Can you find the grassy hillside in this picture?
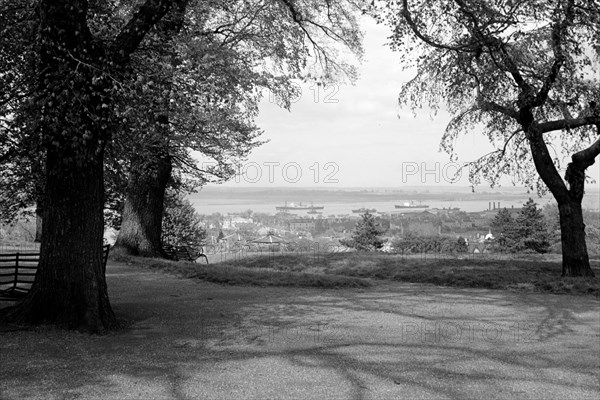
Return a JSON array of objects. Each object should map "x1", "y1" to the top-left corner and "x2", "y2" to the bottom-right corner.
[{"x1": 119, "y1": 252, "x2": 600, "y2": 297}]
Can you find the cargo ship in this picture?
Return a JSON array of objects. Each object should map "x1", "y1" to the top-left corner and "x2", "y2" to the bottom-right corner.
[
  {"x1": 276, "y1": 202, "x2": 324, "y2": 211},
  {"x1": 395, "y1": 201, "x2": 429, "y2": 209}
]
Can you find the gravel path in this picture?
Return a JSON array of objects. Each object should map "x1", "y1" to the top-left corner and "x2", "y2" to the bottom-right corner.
[{"x1": 1, "y1": 261, "x2": 599, "y2": 399}]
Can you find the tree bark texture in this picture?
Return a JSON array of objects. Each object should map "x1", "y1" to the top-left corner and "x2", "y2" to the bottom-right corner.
[
  {"x1": 559, "y1": 136, "x2": 599, "y2": 277},
  {"x1": 115, "y1": 154, "x2": 172, "y2": 257},
  {"x1": 6, "y1": 144, "x2": 118, "y2": 331},
  {"x1": 33, "y1": 156, "x2": 45, "y2": 243},
  {"x1": 558, "y1": 200, "x2": 592, "y2": 276}
]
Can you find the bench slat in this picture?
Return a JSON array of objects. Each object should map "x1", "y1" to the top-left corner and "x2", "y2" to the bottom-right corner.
[
  {"x1": 162, "y1": 244, "x2": 208, "y2": 264},
  {"x1": 0, "y1": 244, "x2": 110, "y2": 301}
]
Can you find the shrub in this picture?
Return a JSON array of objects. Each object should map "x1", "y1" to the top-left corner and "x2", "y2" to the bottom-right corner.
[
  {"x1": 391, "y1": 234, "x2": 468, "y2": 254},
  {"x1": 162, "y1": 190, "x2": 206, "y2": 252}
]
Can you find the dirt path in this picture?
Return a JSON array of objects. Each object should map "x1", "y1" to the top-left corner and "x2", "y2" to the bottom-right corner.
[{"x1": 1, "y1": 262, "x2": 599, "y2": 399}]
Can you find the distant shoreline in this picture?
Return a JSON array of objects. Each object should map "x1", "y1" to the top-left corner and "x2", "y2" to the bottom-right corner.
[
  {"x1": 188, "y1": 186, "x2": 600, "y2": 215},
  {"x1": 197, "y1": 184, "x2": 545, "y2": 192},
  {"x1": 196, "y1": 185, "x2": 600, "y2": 195}
]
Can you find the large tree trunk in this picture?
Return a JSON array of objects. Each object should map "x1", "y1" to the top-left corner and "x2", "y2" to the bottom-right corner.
[
  {"x1": 1, "y1": 0, "x2": 174, "y2": 332},
  {"x1": 5, "y1": 144, "x2": 118, "y2": 331},
  {"x1": 1, "y1": 0, "x2": 118, "y2": 332},
  {"x1": 558, "y1": 200, "x2": 592, "y2": 277},
  {"x1": 526, "y1": 119, "x2": 596, "y2": 277},
  {"x1": 114, "y1": 154, "x2": 172, "y2": 257},
  {"x1": 558, "y1": 138, "x2": 598, "y2": 277}
]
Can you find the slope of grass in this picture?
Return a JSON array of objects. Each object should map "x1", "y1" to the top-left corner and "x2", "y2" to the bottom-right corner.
[
  {"x1": 111, "y1": 251, "x2": 599, "y2": 296},
  {"x1": 112, "y1": 253, "x2": 371, "y2": 289},
  {"x1": 216, "y1": 253, "x2": 600, "y2": 297}
]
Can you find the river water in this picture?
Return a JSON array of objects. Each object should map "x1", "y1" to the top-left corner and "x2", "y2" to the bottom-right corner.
[{"x1": 188, "y1": 190, "x2": 600, "y2": 216}]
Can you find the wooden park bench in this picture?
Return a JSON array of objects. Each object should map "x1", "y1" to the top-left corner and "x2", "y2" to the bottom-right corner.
[
  {"x1": 0, "y1": 244, "x2": 111, "y2": 301},
  {"x1": 162, "y1": 244, "x2": 208, "y2": 264}
]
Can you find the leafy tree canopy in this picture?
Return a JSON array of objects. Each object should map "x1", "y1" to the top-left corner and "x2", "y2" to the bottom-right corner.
[{"x1": 374, "y1": 0, "x2": 599, "y2": 192}]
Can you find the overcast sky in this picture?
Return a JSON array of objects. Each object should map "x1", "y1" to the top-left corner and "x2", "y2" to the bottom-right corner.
[{"x1": 216, "y1": 17, "x2": 600, "y2": 190}]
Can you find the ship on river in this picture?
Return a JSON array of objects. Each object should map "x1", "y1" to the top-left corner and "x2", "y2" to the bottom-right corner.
[
  {"x1": 276, "y1": 202, "x2": 324, "y2": 212},
  {"x1": 395, "y1": 201, "x2": 429, "y2": 209}
]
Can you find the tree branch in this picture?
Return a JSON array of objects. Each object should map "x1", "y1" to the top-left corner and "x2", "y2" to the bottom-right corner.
[
  {"x1": 572, "y1": 136, "x2": 600, "y2": 170},
  {"x1": 527, "y1": 122, "x2": 570, "y2": 203},
  {"x1": 111, "y1": 0, "x2": 173, "y2": 64},
  {"x1": 401, "y1": 0, "x2": 474, "y2": 52},
  {"x1": 537, "y1": 116, "x2": 600, "y2": 133},
  {"x1": 499, "y1": 128, "x2": 524, "y2": 158},
  {"x1": 276, "y1": 0, "x2": 358, "y2": 77},
  {"x1": 565, "y1": 134, "x2": 600, "y2": 202},
  {"x1": 477, "y1": 98, "x2": 519, "y2": 119},
  {"x1": 277, "y1": 0, "x2": 330, "y2": 64},
  {"x1": 532, "y1": 0, "x2": 575, "y2": 107}
]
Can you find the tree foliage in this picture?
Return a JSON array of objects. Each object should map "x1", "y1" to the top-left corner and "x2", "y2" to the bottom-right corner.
[
  {"x1": 341, "y1": 212, "x2": 386, "y2": 251},
  {"x1": 492, "y1": 200, "x2": 551, "y2": 253},
  {"x1": 161, "y1": 189, "x2": 206, "y2": 251},
  {"x1": 392, "y1": 233, "x2": 468, "y2": 254},
  {"x1": 515, "y1": 198, "x2": 551, "y2": 253},
  {"x1": 0, "y1": 1, "x2": 43, "y2": 223},
  {"x1": 491, "y1": 207, "x2": 519, "y2": 250}
]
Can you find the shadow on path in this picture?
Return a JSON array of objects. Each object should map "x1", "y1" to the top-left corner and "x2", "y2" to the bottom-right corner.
[{"x1": 1, "y1": 262, "x2": 598, "y2": 399}]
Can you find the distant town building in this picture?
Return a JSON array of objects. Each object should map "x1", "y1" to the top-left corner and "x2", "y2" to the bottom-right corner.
[
  {"x1": 222, "y1": 216, "x2": 253, "y2": 229},
  {"x1": 288, "y1": 219, "x2": 316, "y2": 233}
]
